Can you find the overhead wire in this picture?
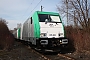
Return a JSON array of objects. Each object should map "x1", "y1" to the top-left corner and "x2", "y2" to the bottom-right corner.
[
  {"x1": 21, "y1": 0, "x2": 43, "y2": 20},
  {"x1": 27, "y1": 0, "x2": 43, "y2": 18},
  {"x1": 29, "y1": 0, "x2": 42, "y2": 14},
  {"x1": 21, "y1": 0, "x2": 35, "y2": 19}
]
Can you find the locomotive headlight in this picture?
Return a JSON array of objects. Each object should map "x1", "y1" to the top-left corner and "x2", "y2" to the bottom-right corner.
[
  {"x1": 60, "y1": 33, "x2": 63, "y2": 35},
  {"x1": 40, "y1": 33, "x2": 47, "y2": 37},
  {"x1": 60, "y1": 40, "x2": 62, "y2": 43},
  {"x1": 58, "y1": 33, "x2": 63, "y2": 36}
]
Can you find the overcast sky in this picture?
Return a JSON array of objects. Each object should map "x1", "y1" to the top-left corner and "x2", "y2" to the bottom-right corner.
[{"x1": 0, "y1": 0, "x2": 61, "y2": 30}]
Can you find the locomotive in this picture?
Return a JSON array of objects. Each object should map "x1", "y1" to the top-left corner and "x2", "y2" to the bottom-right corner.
[{"x1": 16, "y1": 11, "x2": 68, "y2": 52}]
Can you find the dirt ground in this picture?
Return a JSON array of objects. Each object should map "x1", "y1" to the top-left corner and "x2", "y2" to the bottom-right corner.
[
  {"x1": 0, "y1": 41, "x2": 90, "y2": 60},
  {"x1": 64, "y1": 50, "x2": 90, "y2": 60},
  {"x1": 0, "y1": 41, "x2": 45, "y2": 60}
]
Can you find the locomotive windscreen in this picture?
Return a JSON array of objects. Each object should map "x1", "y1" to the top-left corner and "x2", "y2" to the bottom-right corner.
[{"x1": 38, "y1": 14, "x2": 61, "y2": 23}]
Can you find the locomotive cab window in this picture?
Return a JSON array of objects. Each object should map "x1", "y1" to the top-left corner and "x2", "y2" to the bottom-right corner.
[{"x1": 38, "y1": 14, "x2": 61, "y2": 23}]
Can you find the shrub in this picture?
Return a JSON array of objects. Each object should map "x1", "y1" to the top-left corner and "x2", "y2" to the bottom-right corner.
[
  {"x1": 65, "y1": 26, "x2": 90, "y2": 52},
  {"x1": 0, "y1": 19, "x2": 15, "y2": 51}
]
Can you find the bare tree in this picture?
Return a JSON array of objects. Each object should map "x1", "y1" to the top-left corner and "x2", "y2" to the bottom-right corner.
[{"x1": 57, "y1": 0, "x2": 90, "y2": 30}]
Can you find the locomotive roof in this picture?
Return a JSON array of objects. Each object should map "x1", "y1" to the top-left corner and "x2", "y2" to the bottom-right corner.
[{"x1": 34, "y1": 11, "x2": 60, "y2": 16}]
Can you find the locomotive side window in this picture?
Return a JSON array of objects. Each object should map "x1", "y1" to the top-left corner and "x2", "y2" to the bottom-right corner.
[{"x1": 31, "y1": 17, "x2": 33, "y2": 24}]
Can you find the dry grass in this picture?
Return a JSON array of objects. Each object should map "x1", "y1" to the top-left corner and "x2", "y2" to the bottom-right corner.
[{"x1": 65, "y1": 26, "x2": 90, "y2": 52}]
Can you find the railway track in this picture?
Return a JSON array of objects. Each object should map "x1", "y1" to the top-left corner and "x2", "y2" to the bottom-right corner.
[
  {"x1": 44, "y1": 53, "x2": 76, "y2": 60},
  {"x1": 26, "y1": 46, "x2": 76, "y2": 60},
  {"x1": 58, "y1": 54, "x2": 75, "y2": 60},
  {"x1": 15, "y1": 39, "x2": 75, "y2": 60}
]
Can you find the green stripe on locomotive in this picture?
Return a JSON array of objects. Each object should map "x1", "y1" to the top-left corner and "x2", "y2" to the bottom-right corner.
[
  {"x1": 32, "y1": 12, "x2": 40, "y2": 38},
  {"x1": 17, "y1": 28, "x2": 21, "y2": 39}
]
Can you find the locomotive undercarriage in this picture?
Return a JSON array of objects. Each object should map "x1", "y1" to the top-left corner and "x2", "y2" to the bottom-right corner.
[{"x1": 35, "y1": 38, "x2": 68, "y2": 52}]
